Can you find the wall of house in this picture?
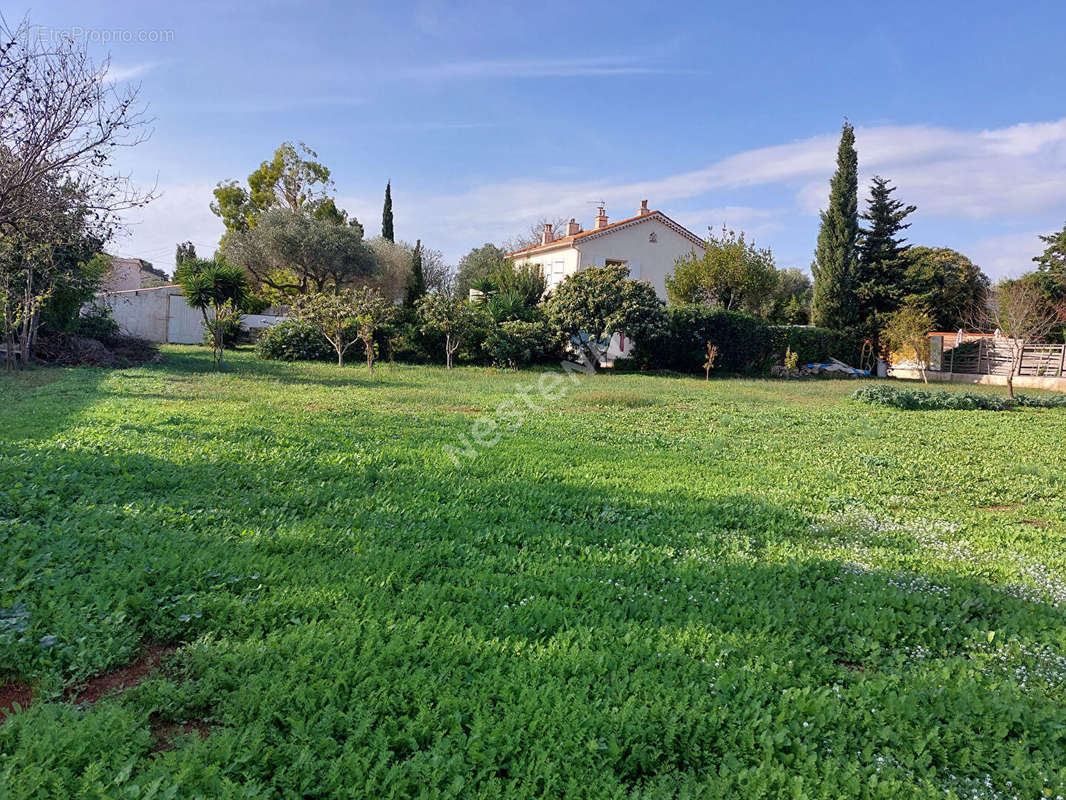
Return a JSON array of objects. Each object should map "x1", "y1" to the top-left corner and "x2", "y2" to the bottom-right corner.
[
  {"x1": 101, "y1": 259, "x2": 148, "y2": 292},
  {"x1": 511, "y1": 216, "x2": 703, "y2": 299},
  {"x1": 576, "y1": 217, "x2": 703, "y2": 299},
  {"x1": 512, "y1": 247, "x2": 580, "y2": 292}
]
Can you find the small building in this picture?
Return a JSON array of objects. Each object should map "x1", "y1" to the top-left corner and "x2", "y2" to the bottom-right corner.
[
  {"x1": 508, "y1": 200, "x2": 706, "y2": 299},
  {"x1": 101, "y1": 256, "x2": 170, "y2": 292}
]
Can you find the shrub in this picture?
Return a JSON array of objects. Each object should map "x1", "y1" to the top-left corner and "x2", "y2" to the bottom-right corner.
[
  {"x1": 70, "y1": 304, "x2": 120, "y2": 342},
  {"x1": 202, "y1": 316, "x2": 244, "y2": 349},
  {"x1": 851, "y1": 384, "x2": 1066, "y2": 411},
  {"x1": 255, "y1": 319, "x2": 334, "y2": 361},
  {"x1": 485, "y1": 319, "x2": 562, "y2": 369}
]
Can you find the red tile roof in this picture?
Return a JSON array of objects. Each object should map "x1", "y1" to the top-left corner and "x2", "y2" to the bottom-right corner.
[{"x1": 507, "y1": 210, "x2": 705, "y2": 257}]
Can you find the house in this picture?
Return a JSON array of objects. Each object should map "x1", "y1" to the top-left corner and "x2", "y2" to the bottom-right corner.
[
  {"x1": 101, "y1": 256, "x2": 170, "y2": 292},
  {"x1": 508, "y1": 200, "x2": 706, "y2": 299}
]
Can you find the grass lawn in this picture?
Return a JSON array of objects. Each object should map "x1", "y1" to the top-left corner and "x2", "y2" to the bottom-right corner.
[{"x1": 1, "y1": 347, "x2": 1065, "y2": 799}]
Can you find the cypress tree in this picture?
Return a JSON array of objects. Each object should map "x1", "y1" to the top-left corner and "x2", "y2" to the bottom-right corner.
[
  {"x1": 812, "y1": 122, "x2": 859, "y2": 330},
  {"x1": 405, "y1": 239, "x2": 427, "y2": 308},
  {"x1": 382, "y1": 181, "x2": 394, "y2": 242},
  {"x1": 856, "y1": 176, "x2": 916, "y2": 349}
]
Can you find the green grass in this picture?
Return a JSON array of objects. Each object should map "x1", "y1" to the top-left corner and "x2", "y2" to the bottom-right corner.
[{"x1": 1, "y1": 347, "x2": 1065, "y2": 799}]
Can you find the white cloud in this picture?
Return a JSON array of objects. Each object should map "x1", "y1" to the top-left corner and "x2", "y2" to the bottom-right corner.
[
  {"x1": 401, "y1": 56, "x2": 685, "y2": 80},
  {"x1": 969, "y1": 230, "x2": 1048, "y2": 280},
  {"x1": 112, "y1": 184, "x2": 222, "y2": 274},
  {"x1": 107, "y1": 62, "x2": 159, "y2": 82}
]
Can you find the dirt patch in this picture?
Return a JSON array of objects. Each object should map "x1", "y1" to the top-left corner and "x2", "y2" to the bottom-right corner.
[
  {"x1": 981, "y1": 504, "x2": 1019, "y2": 511},
  {"x1": 445, "y1": 404, "x2": 481, "y2": 414},
  {"x1": 149, "y1": 713, "x2": 212, "y2": 753},
  {"x1": 1021, "y1": 519, "x2": 1050, "y2": 527},
  {"x1": 69, "y1": 643, "x2": 178, "y2": 705},
  {"x1": 0, "y1": 681, "x2": 32, "y2": 722}
]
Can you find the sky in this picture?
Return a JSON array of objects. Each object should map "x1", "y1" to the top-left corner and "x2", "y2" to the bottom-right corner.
[{"x1": 10, "y1": 0, "x2": 1066, "y2": 279}]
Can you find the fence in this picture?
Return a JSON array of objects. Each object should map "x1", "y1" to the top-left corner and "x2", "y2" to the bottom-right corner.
[{"x1": 933, "y1": 335, "x2": 1066, "y2": 377}]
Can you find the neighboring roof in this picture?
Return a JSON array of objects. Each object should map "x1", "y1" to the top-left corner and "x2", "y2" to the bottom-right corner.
[{"x1": 507, "y1": 210, "x2": 706, "y2": 258}]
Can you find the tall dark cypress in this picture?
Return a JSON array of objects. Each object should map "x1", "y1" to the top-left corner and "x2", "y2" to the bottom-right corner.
[
  {"x1": 382, "y1": 181, "x2": 394, "y2": 242},
  {"x1": 812, "y1": 122, "x2": 860, "y2": 330},
  {"x1": 405, "y1": 239, "x2": 426, "y2": 308},
  {"x1": 856, "y1": 176, "x2": 916, "y2": 347}
]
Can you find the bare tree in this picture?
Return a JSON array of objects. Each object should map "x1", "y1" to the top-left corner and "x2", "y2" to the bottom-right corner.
[
  {"x1": 976, "y1": 280, "x2": 1063, "y2": 398},
  {"x1": 0, "y1": 15, "x2": 154, "y2": 231},
  {"x1": 501, "y1": 216, "x2": 570, "y2": 253}
]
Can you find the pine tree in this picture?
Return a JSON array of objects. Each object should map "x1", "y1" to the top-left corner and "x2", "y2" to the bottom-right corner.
[
  {"x1": 405, "y1": 238, "x2": 427, "y2": 308},
  {"x1": 856, "y1": 176, "x2": 916, "y2": 350},
  {"x1": 812, "y1": 122, "x2": 859, "y2": 330},
  {"x1": 381, "y1": 181, "x2": 394, "y2": 242}
]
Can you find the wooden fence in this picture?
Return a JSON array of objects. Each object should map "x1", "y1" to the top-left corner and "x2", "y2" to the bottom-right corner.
[{"x1": 935, "y1": 336, "x2": 1066, "y2": 377}]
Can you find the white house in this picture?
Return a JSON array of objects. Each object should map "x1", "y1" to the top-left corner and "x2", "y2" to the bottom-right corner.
[{"x1": 508, "y1": 200, "x2": 706, "y2": 300}]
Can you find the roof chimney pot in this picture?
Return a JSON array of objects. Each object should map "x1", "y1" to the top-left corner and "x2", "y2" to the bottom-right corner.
[
  {"x1": 566, "y1": 218, "x2": 581, "y2": 236},
  {"x1": 541, "y1": 222, "x2": 554, "y2": 245},
  {"x1": 594, "y1": 205, "x2": 609, "y2": 230},
  {"x1": 638, "y1": 199, "x2": 650, "y2": 216}
]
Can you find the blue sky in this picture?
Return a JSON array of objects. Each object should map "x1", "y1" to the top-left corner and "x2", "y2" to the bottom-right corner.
[{"x1": 12, "y1": 0, "x2": 1066, "y2": 278}]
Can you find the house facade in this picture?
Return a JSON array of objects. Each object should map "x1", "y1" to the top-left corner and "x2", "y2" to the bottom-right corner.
[
  {"x1": 508, "y1": 200, "x2": 705, "y2": 299},
  {"x1": 101, "y1": 256, "x2": 170, "y2": 292}
]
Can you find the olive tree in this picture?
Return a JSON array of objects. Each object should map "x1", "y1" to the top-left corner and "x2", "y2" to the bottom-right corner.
[
  {"x1": 291, "y1": 287, "x2": 393, "y2": 370},
  {"x1": 222, "y1": 208, "x2": 378, "y2": 298}
]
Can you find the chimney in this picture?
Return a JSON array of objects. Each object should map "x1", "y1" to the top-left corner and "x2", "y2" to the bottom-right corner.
[
  {"x1": 541, "y1": 222, "x2": 554, "y2": 245},
  {"x1": 566, "y1": 218, "x2": 581, "y2": 236},
  {"x1": 594, "y1": 205, "x2": 609, "y2": 230},
  {"x1": 638, "y1": 199, "x2": 650, "y2": 216}
]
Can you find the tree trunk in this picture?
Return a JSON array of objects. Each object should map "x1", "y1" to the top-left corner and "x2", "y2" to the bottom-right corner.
[
  {"x1": 365, "y1": 339, "x2": 374, "y2": 374},
  {"x1": 445, "y1": 334, "x2": 453, "y2": 369},
  {"x1": 337, "y1": 348, "x2": 344, "y2": 367}
]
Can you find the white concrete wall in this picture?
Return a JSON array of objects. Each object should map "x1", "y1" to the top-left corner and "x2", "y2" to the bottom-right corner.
[
  {"x1": 512, "y1": 247, "x2": 580, "y2": 292},
  {"x1": 100, "y1": 286, "x2": 183, "y2": 342}
]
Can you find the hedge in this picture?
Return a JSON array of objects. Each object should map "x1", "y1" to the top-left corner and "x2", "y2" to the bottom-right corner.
[{"x1": 641, "y1": 306, "x2": 862, "y2": 374}]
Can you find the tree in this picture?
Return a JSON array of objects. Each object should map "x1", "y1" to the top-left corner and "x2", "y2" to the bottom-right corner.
[
  {"x1": 352, "y1": 287, "x2": 394, "y2": 373},
  {"x1": 455, "y1": 244, "x2": 509, "y2": 299},
  {"x1": 211, "y1": 142, "x2": 360, "y2": 239},
  {"x1": 666, "y1": 227, "x2": 778, "y2": 312},
  {"x1": 1030, "y1": 221, "x2": 1066, "y2": 339},
  {"x1": 418, "y1": 294, "x2": 486, "y2": 368},
  {"x1": 175, "y1": 259, "x2": 249, "y2": 368},
  {"x1": 766, "y1": 268, "x2": 812, "y2": 324},
  {"x1": 290, "y1": 290, "x2": 360, "y2": 367},
  {"x1": 222, "y1": 208, "x2": 378, "y2": 297},
  {"x1": 977, "y1": 279, "x2": 1063, "y2": 398},
  {"x1": 0, "y1": 177, "x2": 106, "y2": 368},
  {"x1": 404, "y1": 239, "x2": 427, "y2": 308},
  {"x1": 0, "y1": 16, "x2": 153, "y2": 232},
  {"x1": 812, "y1": 122, "x2": 860, "y2": 330},
  {"x1": 545, "y1": 264, "x2": 665, "y2": 368},
  {"x1": 175, "y1": 241, "x2": 197, "y2": 266},
  {"x1": 382, "y1": 181, "x2": 394, "y2": 242},
  {"x1": 902, "y1": 247, "x2": 989, "y2": 331},
  {"x1": 420, "y1": 245, "x2": 453, "y2": 295},
  {"x1": 502, "y1": 216, "x2": 569, "y2": 253},
  {"x1": 855, "y1": 176, "x2": 916, "y2": 350},
  {"x1": 882, "y1": 302, "x2": 935, "y2": 383},
  {"x1": 491, "y1": 260, "x2": 546, "y2": 308}
]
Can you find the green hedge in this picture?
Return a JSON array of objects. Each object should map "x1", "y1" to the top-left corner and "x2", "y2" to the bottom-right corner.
[
  {"x1": 641, "y1": 306, "x2": 861, "y2": 374},
  {"x1": 851, "y1": 385, "x2": 1066, "y2": 411}
]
